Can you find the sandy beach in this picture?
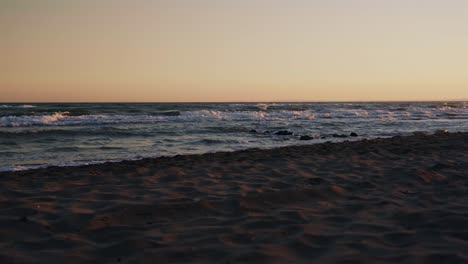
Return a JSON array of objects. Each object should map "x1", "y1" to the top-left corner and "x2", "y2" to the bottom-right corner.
[{"x1": 0, "y1": 132, "x2": 467, "y2": 263}]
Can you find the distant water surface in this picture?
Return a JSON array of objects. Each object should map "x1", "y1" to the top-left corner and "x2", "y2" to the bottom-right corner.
[{"x1": 1, "y1": 102, "x2": 467, "y2": 171}]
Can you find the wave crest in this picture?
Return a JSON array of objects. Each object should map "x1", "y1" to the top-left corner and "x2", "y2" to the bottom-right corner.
[
  {"x1": 0, "y1": 104, "x2": 466, "y2": 127},
  {"x1": 0, "y1": 104, "x2": 36, "y2": 108},
  {"x1": 0, "y1": 112, "x2": 70, "y2": 127}
]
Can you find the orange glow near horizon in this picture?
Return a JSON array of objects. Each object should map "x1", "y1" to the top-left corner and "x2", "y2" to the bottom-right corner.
[{"x1": 1, "y1": 1, "x2": 467, "y2": 102}]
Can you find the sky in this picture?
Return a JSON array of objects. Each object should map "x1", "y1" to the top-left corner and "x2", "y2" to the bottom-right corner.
[{"x1": 1, "y1": 0, "x2": 467, "y2": 102}]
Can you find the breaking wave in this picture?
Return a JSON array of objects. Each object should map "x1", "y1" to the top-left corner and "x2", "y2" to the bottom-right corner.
[
  {"x1": 0, "y1": 104, "x2": 36, "y2": 108},
  {"x1": 1, "y1": 106, "x2": 467, "y2": 127}
]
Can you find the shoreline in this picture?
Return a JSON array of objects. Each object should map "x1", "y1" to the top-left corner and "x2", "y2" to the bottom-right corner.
[
  {"x1": 1, "y1": 132, "x2": 467, "y2": 263},
  {"x1": 1, "y1": 131, "x2": 462, "y2": 175},
  {"x1": 2, "y1": 134, "x2": 369, "y2": 173}
]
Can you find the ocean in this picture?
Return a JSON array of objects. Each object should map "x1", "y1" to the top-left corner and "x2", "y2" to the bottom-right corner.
[{"x1": 1, "y1": 102, "x2": 467, "y2": 171}]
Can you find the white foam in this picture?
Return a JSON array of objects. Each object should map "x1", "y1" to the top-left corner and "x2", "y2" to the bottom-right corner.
[
  {"x1": 0, "y1": 112, "x2": 170, "y2": 127},
  {"x1": 0, "y1": 112, "x2": 70, "y2": 127},
  {"x1": 1, "y1": 104, "x2": 467, "y2": 128},
  {"x1": 179, "y1": 109, "x2": 318, "y2": 121},
  {"x1": 0, "y1": 158, "x2": 141, "y2": 172},
  {"x1": 255, "y1": 103, "x2": 271, "y2": 111},
  {"x1": 0, "y1": 165, "x2": 35, "y2": 172},
  {"x1": 0, "y1": 104, "x2": 36, "y2": 108}
]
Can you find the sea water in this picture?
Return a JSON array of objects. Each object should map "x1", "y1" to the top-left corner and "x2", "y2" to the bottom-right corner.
[{"x1": 1, "y1": 102, "x2": 467, "y2": 171}]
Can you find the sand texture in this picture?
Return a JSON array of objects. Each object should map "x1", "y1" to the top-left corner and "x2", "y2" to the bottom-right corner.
[{"x1": 0, "y1": 132, "x2": 467, "y2": 263}]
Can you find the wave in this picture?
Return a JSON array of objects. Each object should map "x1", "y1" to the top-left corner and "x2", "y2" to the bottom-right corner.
[
  {"x1": 255, "y1": 103, "x2": 270, "y2": 111},
  {"x1": 194, "y1": 138, "x2": 248, "y2": 145},
  {"x1": 0, "y1": 105, "x2": 466, "y2": 128},
  {"x1": 0, "y1": 112, "x2": 71, "y2": 127},
  {"x1": 202, "y1": 126, "x2": 252, "y2": 133},
  {"x1": 428, "y1": 102, "x2": 467, "y2": 109},
  {"x1": 178, "y1": 109, "x2": 320, "y2": 121},
  {"x1": 0, "y1": 128, "x2": 139, "y2": 137},
  {"x1": 0, "y1": 112, "x2": 167, "y2": 127},
  {"x1": 48, "y1": 146, "x2": 82, "y2": 152},
  {"x1": 0, "y1": 104, "x2": 36, "y2": 108},
  {"x1": 158, "y1": 110, "x2": 181, "y2": 116},
  {"x1": 0, "y1": 159, "x2": 122, "y2": 172}
]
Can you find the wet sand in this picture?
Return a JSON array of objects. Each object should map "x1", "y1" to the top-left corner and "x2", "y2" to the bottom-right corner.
[{"x1": 0, "y1": 132, "x2": 467, "y2": 263}]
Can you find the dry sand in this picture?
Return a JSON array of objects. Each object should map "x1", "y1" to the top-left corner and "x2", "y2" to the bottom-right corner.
[{"x1": 0, "y1": 132, "x2": 467, "y2": 263}]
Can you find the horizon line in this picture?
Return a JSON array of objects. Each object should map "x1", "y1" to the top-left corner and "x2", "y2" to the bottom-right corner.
[{"x1": 0, "y1": 99, "x2": 467, "y2": 104}]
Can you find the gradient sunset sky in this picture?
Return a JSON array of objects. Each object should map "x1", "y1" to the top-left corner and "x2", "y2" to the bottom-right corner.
[{"x1": 1, "y1": 0, "x2": 467, "y2": 102}]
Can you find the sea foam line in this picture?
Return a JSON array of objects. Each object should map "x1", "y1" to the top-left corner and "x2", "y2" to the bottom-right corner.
[
  {"x1": 0, "y1": 107, "x2": 467, "y2": 127},
  {"x1": 0, "y1": 104, "x2": 36, "y2": 108}
]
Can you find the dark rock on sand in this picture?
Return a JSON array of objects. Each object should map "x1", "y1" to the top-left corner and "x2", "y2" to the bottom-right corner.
[
  {"x1": 333, "y1": 134, "x2": 348, "y2": 138},
  {"x1": 435, "y1": 129, "x2": 449, "y2": 135},
  {"x1": 299, "y1": 135, "x2": 314, "y2": 141},
  {"x1": 249, "y1": 129, "x2": 257, "y2": 133},
  {"x1": 275, "y1": 130, "x2": 293, "y2": 136},
  {"x1": 350, "y1": 132, "x2": 358, "y2": 137}
]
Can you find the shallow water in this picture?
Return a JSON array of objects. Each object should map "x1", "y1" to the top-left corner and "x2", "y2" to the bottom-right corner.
[{"x1": 0, "y1": 102, "x2": 467, "y2": 171}]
